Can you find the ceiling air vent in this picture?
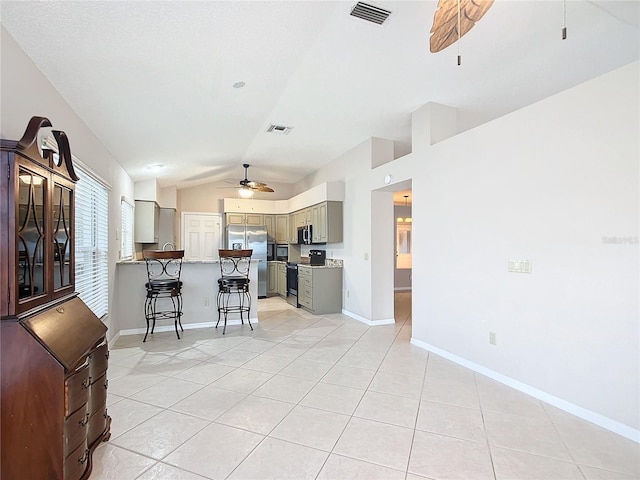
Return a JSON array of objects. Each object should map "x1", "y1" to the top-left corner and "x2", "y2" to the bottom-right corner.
[
  {"x1": 266, "y1": 124, "x2": 293, "y2": 135},
  {"x1": 350, "y1": 2, "x2": 391, "y2": 25}
]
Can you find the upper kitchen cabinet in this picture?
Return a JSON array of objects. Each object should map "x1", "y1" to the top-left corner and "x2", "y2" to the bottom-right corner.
[
  {"x1": 275, "y1": 215, "x2": 289, "y2": 244},
  {"x1": 264, "y1": 214, "x2": 275, "y2": 243},
  {"x1": 226, "y1": 213, "x2": 264, "y2": 226},
  {"x1": 289, "y1": 201, "x2": 343, "y2": 244},
  {"x1": 264, "y1": 214, "x2": 287, "y2": 244},
  {"x1": 134, "y1": 200, "x2": 159, "y2": 243},
  {"x1": 313, "y1": 201, "x2": 342, "y2": 243}
]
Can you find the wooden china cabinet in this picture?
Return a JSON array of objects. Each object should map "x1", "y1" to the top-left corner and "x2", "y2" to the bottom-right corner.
[{"x1": 1, "y1": 117, "x2": 111, "y2": 480}]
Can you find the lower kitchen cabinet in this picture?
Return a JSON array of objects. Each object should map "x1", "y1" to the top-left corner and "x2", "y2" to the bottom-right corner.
[
  {"x1": 297, "y1": 266, "x2": 343, "y2": 314},
  {"x1": 267, "y1": 262, "x2": 278, "y2": 295},
  {"x1": 277, "y1": 263, "x2": 287, "y2": 297}
]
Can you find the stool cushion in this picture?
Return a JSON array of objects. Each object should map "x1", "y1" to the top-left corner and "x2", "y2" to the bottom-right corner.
[{"x1": 146, "y1": 279, "x2": 183, "y2": 291}]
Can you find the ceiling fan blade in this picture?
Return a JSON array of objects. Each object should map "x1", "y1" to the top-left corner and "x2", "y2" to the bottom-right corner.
[
  {"x1": 255, "y1": 186, "x2": 274, "y2": 193},
  {"x1": 247, "y1": 180, "x2": 267, "y2": 188},
  {"x1": 429, "y1": 0, "x2": 494, "y2": 53}
]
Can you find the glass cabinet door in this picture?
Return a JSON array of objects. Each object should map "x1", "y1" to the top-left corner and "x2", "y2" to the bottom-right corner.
[
  {"x1": 17, "y1": 167, "x2": 47, "y2": 301},
  {"x1": 52, "y1": 183, "x2": 72, "y2": 290}
]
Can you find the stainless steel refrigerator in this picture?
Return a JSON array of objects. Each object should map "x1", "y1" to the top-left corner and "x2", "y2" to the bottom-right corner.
[{"x1": 227, "y1": 224, "x2": 268, "y2": 298}]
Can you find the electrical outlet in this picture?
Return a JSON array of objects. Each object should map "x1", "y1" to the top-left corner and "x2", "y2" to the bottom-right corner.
[
  {"x1": 364, "y1": 253, "x2": 369, "y2": 260},
  {"x1": 346, "y1": 290, "x2": 350, "y2": 298},
  {"x1": 489, "y1": 332, "x2": 497, "y2": 345},
  {"x1": 204, "y1": 298, "x2": 209, "y2": 307}
]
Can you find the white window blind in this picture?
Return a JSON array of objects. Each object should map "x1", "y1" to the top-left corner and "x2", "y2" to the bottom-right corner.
[
  {"x1": 121, "y1": 199, "x2": 134, "y2": 260},
  {"x1": 75, "y1": 167, "x2": 109, "y2": 319}
]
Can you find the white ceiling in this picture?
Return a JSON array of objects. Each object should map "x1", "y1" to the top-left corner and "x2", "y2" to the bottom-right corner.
[{"x1": 2, "y1": 1, "x2": 638, "y2": 191}]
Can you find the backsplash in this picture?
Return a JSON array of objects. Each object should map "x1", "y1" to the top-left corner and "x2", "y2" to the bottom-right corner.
[{"x1": 325, "y1": 258, "x2": 343, "y2": 267}]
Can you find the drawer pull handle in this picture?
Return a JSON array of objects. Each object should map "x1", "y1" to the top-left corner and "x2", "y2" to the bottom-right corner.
[
  {"x1": 79, "y1": 413, "x2": 90, "y2": 427},
  {"x1": 104, "y1": 379, "x2": 109, "y2": 389},
  {"x1": 78, "y1": 449, "x2": 89, "y2": 465},
  {"x1": 82, "y1": 377, "x2": 92, "y2": 389}
]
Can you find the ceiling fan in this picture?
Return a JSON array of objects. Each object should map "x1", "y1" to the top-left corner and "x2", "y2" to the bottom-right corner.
[{"x1": 234, "y1": 163, "x2": 274, "y2": 197}]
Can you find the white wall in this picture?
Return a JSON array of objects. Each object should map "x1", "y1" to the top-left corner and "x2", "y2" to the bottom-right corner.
[
  {"x1": 298, "y1": 61, "x2": 639, "y2": 437},
  {"x1": 381, "y1": 62, "x2": 638, "y2": 435},
  {"x1": 1, "y1": 26, "x2": 135, "y2": 340},
  {"x1": 295, "y1": 138, "x2": 396, "y2": 323}
]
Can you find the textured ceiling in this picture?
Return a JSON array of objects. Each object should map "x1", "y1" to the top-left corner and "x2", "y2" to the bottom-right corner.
[{"x1": 1, "y1": 1, "x2": 638, "y2": 191}]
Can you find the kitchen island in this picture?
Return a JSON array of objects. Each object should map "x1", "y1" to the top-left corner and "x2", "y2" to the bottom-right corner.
[{"x1": 114, "y1": 260, "x2": 259, "y2": 337}]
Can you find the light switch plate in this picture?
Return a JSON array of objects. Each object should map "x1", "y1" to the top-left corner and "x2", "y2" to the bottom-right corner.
[{"x1": 509, "y1": 259, "x2": 532, "y2": 273}]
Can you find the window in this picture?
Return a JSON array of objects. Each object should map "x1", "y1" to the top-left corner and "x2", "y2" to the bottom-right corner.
[
  {"x1": 121, "y1": 199, "x2": 134, "y2": 260},
  {"x1": 75, "y1": 165, "x2": 109, "y2": 319}
]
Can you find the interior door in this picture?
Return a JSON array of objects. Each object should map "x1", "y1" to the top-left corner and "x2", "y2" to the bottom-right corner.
[{"x1": 181, "y1": 213, "x2": 222, "y2": 261}]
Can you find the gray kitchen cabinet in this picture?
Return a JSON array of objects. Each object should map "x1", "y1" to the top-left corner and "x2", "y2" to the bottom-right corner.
[
  {"x1": 135, "y1": 200, "x2": 160, "y2": 243},
  {"x1": 288, "y1": 212, "x2": 297, "y2": 243},
  {"x1": 267, "y1": 261, "x2": 278, "y2": 295},
  {"x1": 275, "y1": 215, "x2": 289, "y2": 244},
  {"x1": 264, "y1": 215, "x2": 276, "y2": 243},
  {"x1": 297, "y1": 266, "x2": 342, "y2": 314},
  {"x1": 313, "y1": 201, "x2": 342, "y2": 243},
  {"x1": 277, "y1": 263, "x2": 287, "y2": 296},
  {"x1": 226, "y1": 213, "x2": 264, "y2": 226}
]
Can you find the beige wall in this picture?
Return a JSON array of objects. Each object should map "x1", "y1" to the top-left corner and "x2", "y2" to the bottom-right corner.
[{"x1": 177, "y1": 180, "x2": 295, "y2": 215}]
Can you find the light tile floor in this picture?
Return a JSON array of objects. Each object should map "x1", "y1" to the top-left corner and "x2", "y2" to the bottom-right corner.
[{"x1": 92, "y1": 292, "x2": 639, "y2": 479}]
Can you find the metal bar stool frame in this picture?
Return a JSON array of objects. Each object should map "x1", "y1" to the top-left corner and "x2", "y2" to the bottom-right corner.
[
  {"x1": 217, "y1": 249, "x2": 253, "y2": 334},
  {"x1": 143, "y1": 249, "x2": 184, "y2": 342}
]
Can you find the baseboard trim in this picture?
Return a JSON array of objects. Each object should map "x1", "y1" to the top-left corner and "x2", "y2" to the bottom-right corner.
[
  {"x1": 342, "y1": 309, "x2": 395, "y2": 326},
  {"x1": 119, "y1": 317, "x2": 259, "y2": 337},
  {"x1": 411, "y1": 337, "x2": 640, "y2": 443}
]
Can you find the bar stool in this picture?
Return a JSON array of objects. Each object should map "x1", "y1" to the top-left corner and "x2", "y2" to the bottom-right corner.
[
  {"x1": 217, "y1": 249, "x2": 253, "y2": 334},
  {"x1": 143, "y1": 250, "x2": 184, "y2": 342}
]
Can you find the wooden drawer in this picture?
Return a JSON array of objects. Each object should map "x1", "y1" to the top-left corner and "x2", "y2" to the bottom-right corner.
[
  {"x1": 87, "y1": 405, "x2": 109, "y2": 447},
  {"x1": 88, "y1": 373, "x2": 108, "y2": 415},
  {"x1": 64, "y1": 440, "x2": 89, "y2": 480},
  {"x1": 89, "y1": 342, "x2": 109, "y2": 380},
  {"x1": 64, "y1": 403, "x2": 89, "y2": 458},
  {"x1": 300, "y1": 276, "x2": 312, "y2": 289},
  {"x1": 65, "y1": 363, "x2": 90, "y2": 416}
]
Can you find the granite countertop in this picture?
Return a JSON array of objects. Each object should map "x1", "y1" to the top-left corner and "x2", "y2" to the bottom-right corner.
[
  {"x1": 118, "y1": 259, "x2": 263, "y2": 265},
  {"x1": 298, "y1": 264, "x2": 342, "y2": 269}
]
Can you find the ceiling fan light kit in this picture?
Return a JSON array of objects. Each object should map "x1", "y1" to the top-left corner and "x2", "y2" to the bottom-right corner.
[{"x1": 238, "y1": 187, "x2": 254, "y2": 198}]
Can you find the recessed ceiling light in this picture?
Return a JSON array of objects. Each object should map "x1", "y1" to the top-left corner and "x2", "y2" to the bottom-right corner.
[
  {"x1": 233, "y1": 81, "x2": 246, "y2": 89},
  {"x1": 147, "y1": 163, "x2": 164, "y2": 170}
]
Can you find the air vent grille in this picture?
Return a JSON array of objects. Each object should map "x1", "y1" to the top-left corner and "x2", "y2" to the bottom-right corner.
[
  {"x1": 266, "y1": 124, "x2": 293, "y2": 135},
  {"x1": 350, "y1": 2, "x2": 391, "y2": 25}
]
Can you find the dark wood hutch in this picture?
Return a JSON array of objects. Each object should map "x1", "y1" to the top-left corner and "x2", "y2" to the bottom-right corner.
[{"x1": 1, "y1": 117, "x2": 111, "y2": 479}]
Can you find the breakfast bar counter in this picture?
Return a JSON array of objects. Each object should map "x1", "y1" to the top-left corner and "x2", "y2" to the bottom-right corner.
[{"x1": 114, "y1": 260, "x2": 259, "y2": 337}]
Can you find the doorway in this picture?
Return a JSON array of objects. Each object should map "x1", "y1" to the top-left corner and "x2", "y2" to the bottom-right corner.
[{"x1": 394, "y1": 190, "x2": 412, "y2": 294}]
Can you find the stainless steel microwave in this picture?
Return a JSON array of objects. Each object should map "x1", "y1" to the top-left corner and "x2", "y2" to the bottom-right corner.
[{"x1": 297, "y1": 225, "x2": 313, "y2": 245}]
